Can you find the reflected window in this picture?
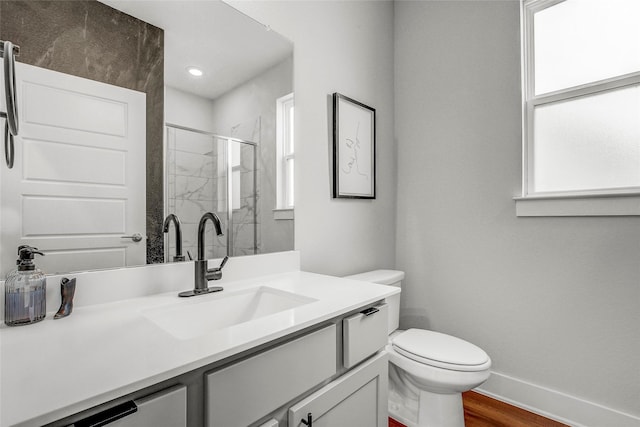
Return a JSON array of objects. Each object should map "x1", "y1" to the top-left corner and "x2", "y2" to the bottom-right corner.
[{"x1": 276, "y1": 93, "x2": 295, "y2": 209}]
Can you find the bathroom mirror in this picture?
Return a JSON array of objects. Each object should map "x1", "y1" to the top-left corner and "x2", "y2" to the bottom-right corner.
[{"x1": 0, "y1": 0, "x2": 294, "y2": 277}]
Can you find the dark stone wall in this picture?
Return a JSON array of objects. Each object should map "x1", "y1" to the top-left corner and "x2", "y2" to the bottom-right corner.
[{"x1": 0, "y1": 0, "x2": 165, "y2": 263}]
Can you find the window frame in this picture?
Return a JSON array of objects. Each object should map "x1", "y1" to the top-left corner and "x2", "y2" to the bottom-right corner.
[
  {"x1": 275, "y1": 92, "x2": 295, "y2": 213},
  {"x1": 517, "y1": 0, "x2": 640, "y2": 216}
]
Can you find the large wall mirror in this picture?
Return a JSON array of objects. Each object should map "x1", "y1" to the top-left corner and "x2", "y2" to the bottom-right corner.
[{"x1": 0, "y1": 0, "x2": 294, "y2": 277}]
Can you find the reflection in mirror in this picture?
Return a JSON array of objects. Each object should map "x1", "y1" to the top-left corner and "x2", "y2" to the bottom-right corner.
[
  {"x1": 165, "y1": 126, "x2": 259, "y2": 260},
  {"x1": 0, "y1": 0, "x2": 294, "y2": 277}
]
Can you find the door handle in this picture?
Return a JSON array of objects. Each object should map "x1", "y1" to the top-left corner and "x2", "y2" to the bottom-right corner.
[{"x1": 121, "y1": 233, "x2": 143, "y2": 242}]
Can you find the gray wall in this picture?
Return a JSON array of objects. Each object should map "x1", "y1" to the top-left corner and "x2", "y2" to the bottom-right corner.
[
  {"x1": 221, "y1": 0, "x2": 640, "y2": 420},
  {"x1": 229, "y1": 1, "x2": 397, "y2": 276},
  {"x1": 395, "y1": 0, "x2": 640, "y2": 418},
  {"x1": 209, "y1": 57, "x2": 295, "y2": 255}
]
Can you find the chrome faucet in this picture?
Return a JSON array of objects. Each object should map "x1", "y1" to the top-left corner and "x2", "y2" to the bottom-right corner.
[
  {"x1": 163, "y1": 214, "x2": 185, "y2": 262},
  {"x1": 179, "y1": 212, "x2": 228, "y2": 297}
]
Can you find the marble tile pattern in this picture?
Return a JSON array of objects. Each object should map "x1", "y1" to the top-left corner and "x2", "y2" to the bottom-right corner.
[
  {"x1": 0, "y1": 0, "x2": 165, "y2": 264},
  {"x1": 166, "y1": 128, "x2": 228, "y2": 260},
  {"x1": 165, "y1": 121, "x2": 260, "y2": 259},
  {"x1": 230, "y1": 119, "x2": 260, "y2": 256}
]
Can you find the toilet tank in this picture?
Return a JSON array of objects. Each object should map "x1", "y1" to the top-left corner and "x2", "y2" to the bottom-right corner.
[{"x1": 344, "y1": 270, "x2": 404, "y2": 335}]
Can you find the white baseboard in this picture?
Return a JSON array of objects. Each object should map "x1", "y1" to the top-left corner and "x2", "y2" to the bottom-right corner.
[{"x1": 476, "y1": 371, "x2": 640, "y2": 427}]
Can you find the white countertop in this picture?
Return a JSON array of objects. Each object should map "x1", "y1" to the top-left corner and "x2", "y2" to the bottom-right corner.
[{"x1": 0, "y1": 270, "x2": 398, "y2": 427}]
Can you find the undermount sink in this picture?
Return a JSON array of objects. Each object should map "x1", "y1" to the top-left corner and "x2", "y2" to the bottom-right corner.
[{"x1": 142, "y1": 286, "x2": 317, "y2": 340}]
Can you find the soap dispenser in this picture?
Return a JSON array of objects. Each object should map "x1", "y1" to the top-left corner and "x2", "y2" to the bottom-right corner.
[{"x1": 4, "y1": 246, "x2": 46, "y2": 326}]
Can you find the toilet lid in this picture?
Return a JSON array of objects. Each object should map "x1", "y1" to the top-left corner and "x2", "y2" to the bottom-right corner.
[{"x1": 392, "y1": 329, "x2": 490, "y2": 372}]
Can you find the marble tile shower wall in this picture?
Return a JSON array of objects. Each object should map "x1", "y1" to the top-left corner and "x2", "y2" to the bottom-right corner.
[
  {"x1": 233, "y1": 143, "x2": 259, "y2": 256},
  {"x1": 166, "y1": 126, "x2": 259, "y2": 260},
  {"x1": 229, "y1": 117, "x2": 262, "y2": 257},
  {"x1": 167, "y1": 129, "x2": 227, "y2": 260}
]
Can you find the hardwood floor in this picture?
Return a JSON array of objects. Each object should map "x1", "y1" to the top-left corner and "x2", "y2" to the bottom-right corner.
[
  {"x1": 388, "y1": 391, "x2": 569, "y2": 427},
  {"x1": 462, "y1": 391, "x2": 569, "y2": 427}
]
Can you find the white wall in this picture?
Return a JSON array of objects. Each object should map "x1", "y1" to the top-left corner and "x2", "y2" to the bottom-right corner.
[
  {"x1": 227, "y1": 0, "x2": 397, "y2": 276},
  {"x1": 165, "y1": 86, "x2": 216, "y2": 132},
  {"x1": 209, "y1": 57, "x2": 294, "y2": 255},
  {"x1": 228, "y1": 0, "x2": 640, "y2": 423},
  {"x1": 395, "y1": 0, "x2": 640, "y2": 422}
]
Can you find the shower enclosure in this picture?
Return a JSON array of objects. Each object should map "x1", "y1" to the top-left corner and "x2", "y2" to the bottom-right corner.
[{"x1": 164, "y1": 124, "x2": 257, "y2": 261}]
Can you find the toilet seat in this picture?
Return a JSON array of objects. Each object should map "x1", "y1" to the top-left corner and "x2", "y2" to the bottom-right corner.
[{"x1": 392, "y1": 329, "x2": 491, "y2": 372}]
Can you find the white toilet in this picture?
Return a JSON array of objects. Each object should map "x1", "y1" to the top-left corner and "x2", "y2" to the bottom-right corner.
[{"x1": 345, "y1": 270, "x2": 491, "y2": 427}]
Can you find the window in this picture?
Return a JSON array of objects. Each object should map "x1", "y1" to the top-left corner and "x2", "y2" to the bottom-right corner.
[
  {"x1": 518, "y1": 0, "x2": 640, "y2": 216},
  {"x1": 276, "y1": 93, "x2": 295, "y2": 215},
  {"x1": 231, "y1": 141, "x2": 241, "y2": 211}
]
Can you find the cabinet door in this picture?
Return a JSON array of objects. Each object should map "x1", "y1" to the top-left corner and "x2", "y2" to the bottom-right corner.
[{"x1": 288, "y1": 352, "x2": 388, "y2": 427}]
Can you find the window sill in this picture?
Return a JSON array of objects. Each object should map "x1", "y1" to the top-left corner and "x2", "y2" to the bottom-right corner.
[
  {"x1": 514, "y1": 193, "x2": 640, "y2": 217},
  {"x1": 273, "y1": 208, "x2": 294, "y2": 220}
]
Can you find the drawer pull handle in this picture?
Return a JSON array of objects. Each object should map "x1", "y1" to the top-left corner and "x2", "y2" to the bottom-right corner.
[
  {"x1": 360, "y1": 307, "x2": 379, "y2": 316},
  {"x1": 301, "y1": 412, "x2": 313, "y2": 426},
  {"x1": 73, "y1": 400, "x2": 137, "y2": 426}
]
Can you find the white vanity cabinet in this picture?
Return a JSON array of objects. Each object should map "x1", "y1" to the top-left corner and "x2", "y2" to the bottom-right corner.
[
  {"x1": 288, "y1": 351, "x2": 388, "y2": 427},
  {"x1": 206, "y1": 325, "x2": 338, "y2": 427},
  {"x1": 66, "y1": 385, "x2": 187, "y2": 427},
  {"x1": 206, "y1": 303, "x2": 389, "y2": 427},
  {"x1": 343, "y1": 304, "x2": 388, "y2": 368},
  {"x1": 49, "y1": 302, "x2": 389, "y2": 427}
]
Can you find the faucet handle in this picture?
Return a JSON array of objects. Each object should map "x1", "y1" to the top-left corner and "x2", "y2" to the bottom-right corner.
[
  {"x1": 217, "y1": 255, "x2": 229, "y2": 271},
  {"x1": 211, "y1": 256, "x2": 229, "y2": 272},
  {"x1": 206, "y1": 256, "x2": 228, "y2": 282}
]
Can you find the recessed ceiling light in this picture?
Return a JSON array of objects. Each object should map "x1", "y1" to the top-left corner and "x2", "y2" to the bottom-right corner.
[{"x1": 186, "y1": 66, "x2": 203, "y2": 77}]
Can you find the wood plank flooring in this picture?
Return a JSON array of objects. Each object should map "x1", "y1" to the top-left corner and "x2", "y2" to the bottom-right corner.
[
  {"x1": 462, "y1": 391, "x2": 569, "y2": 427},
  {"x1": 388, "y1": 391, "x2": 569, "y2": 427}
]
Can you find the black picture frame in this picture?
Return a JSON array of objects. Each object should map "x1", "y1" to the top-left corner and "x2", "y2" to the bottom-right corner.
[{"x1": 332, "y1": 93, "x2": 376, "y2": 199}]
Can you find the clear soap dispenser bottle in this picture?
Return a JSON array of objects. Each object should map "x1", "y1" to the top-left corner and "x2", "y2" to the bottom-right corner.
[{"x1": 4, "y1": 246, "x2": 46, "y2": 326}]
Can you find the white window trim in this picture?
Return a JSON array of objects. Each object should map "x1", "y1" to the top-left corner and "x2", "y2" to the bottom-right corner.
[
  {"x1": 272, "y1": 208, "x2": 294, "y2": 221},
  {"x1": 516, "y1": 0, "x2": 640, "y2": 216},
  {"x1": 276, "y1": 93, "x2": 294, "y2": 212}
]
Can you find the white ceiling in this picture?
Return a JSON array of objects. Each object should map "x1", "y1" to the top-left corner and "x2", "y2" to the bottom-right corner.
[{"x1": 100, "y1": 0, "x2": 293, "y2": 100}]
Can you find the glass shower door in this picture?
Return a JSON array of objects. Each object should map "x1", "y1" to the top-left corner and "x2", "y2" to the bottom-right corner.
[
  {"x1": 228, "y1": 139, "x2": 257, "y2": 256},
  {"x1": 165, "y1": 125, "x2": 257, "y2": 260},
  {"x1": 165, "y1": 127, "x2": 228, "y2": 261}
]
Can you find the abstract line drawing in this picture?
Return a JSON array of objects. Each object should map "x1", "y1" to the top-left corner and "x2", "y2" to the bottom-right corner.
[
  {"x1": 332, "y1": 93, "x2": 376, "y2": 199},
  {"x1": 342, "y1": 122, "x2": 369, "y2": 179}
]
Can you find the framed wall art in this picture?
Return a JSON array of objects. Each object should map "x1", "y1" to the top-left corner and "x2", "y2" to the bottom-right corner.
[{"x1": 332, "y1": 92, "x2": 376, "y2": 199}]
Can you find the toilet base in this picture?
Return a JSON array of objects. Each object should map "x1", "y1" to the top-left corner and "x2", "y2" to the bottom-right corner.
[
  {"x1": 417, "y1": 390, "x2": 464, "y2": 427},
  {"x1": 388, "y1": 386, "x2": 464, "y2": 427}
]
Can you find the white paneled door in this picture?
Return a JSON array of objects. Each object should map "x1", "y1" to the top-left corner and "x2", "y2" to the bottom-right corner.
[{"x1": 0, "y1": 63, "x2": 146, "y2": 276}]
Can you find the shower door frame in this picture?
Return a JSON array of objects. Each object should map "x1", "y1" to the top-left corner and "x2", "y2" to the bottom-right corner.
[{"x1": 164, "y1": 123, "x2": 258, "y2": 258}]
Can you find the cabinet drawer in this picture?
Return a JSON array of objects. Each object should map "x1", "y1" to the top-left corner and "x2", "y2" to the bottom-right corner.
[
  {"x1": 69, "y1": 385, "x2": 187, "y2": 427},
  {"x1": 343, "y1": 304, "x2": 388, "y2": 368},
  {"x1": 206, "y1": 324, "x2": 337, "y2": 427}
]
